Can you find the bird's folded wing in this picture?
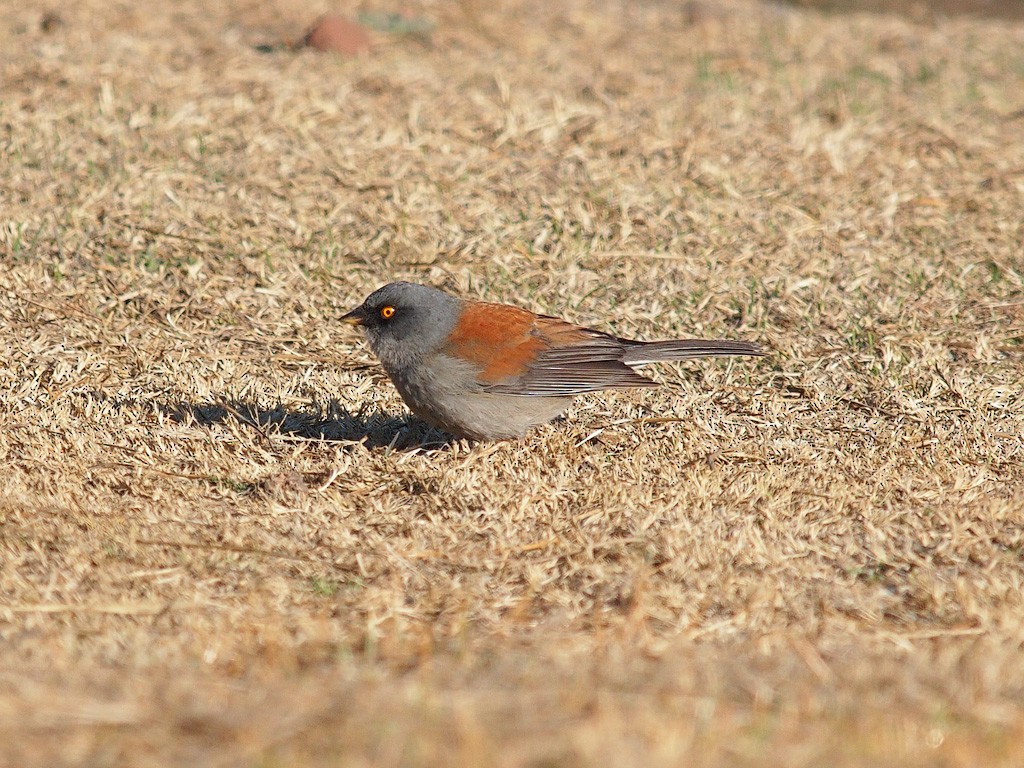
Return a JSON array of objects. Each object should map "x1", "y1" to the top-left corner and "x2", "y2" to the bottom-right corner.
[
  {"x1": 485, "y1": 350, "x2": 657, "y2": 395},
  {"x1": 443, "y1": 308, "x2": 655, "y2": 396}
]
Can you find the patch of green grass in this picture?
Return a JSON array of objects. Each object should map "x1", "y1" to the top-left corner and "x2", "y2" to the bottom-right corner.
[
  {"x1": 915, "y1": 61, "x2": 940, "y2": 85},
  {"x1": 311, "y1": 577, "x2": 340, "y2": 597},
  {"x1": 695, "y1": 54, "x2": 736, "y2": 90}
]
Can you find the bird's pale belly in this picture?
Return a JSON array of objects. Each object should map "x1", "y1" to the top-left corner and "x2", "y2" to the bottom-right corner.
[{"x1": 384, "y1": 354, "x2": 572, "y2": 440}]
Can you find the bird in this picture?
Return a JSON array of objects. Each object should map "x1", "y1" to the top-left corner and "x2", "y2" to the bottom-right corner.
[{"x1": 342, "y1": 281, "x2": 763, "y2": 441}]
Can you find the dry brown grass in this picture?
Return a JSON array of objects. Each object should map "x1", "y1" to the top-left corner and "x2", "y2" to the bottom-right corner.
[{"x1": 2, "y1": 0, "x2": 1023, "y2": 765}]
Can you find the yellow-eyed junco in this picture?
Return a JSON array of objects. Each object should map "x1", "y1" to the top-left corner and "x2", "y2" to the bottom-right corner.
[{"x1": 343, "y1": 282, "x2": 762, "y2": 440}]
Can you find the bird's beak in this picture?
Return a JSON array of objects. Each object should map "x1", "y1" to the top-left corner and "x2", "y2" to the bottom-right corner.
[{"x1": 341, "y1": 306, "x2": 367, "y2": 326}]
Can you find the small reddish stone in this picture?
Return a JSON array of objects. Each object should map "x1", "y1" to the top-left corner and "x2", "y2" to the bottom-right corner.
[{"x1": 303, "y1": 14, "x2": 371, "y2": 56}]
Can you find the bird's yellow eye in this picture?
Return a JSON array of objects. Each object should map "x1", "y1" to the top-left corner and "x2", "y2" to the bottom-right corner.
[{"x1": 380, "y1": 306, "x2": 396, "y2": 320}]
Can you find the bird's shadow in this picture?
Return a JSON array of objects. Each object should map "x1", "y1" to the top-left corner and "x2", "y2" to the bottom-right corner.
[{"x1": 163, "y1": 398, "x2": 460, "y2": 450}]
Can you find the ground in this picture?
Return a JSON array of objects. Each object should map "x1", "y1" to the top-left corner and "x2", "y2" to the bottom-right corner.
[{"x1": 1, "y1": 0, "x2": 1023, "y2": 765}]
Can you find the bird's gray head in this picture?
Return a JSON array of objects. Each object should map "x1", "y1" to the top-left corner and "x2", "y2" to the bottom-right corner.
[{"x1": 342, "y1": 282, "x2": 462, "y2": 370}]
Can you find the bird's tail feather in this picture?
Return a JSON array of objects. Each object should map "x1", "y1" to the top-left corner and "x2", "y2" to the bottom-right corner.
[{"x1": 622, "y1": 338, "x2": 763, "y2": 366}]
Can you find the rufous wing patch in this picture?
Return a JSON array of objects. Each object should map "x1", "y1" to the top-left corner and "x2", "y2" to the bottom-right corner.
[{"x1": 444, "y1": 303, "x2": 595, "y2": 385}]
